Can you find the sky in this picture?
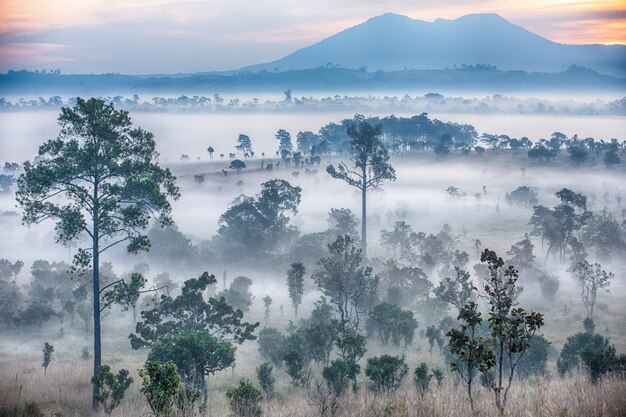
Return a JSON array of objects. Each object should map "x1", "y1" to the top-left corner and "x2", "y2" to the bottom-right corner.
[{"x1": 0, "y1": 0, "x2": 624, "y2": 74}]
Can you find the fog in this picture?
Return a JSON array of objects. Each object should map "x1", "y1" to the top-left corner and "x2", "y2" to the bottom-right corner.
[{"x1": 0, "y1": 91, "x2": 625, "y2": 417}]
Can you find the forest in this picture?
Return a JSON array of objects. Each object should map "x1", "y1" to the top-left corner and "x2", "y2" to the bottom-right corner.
[{"x1": 0, "y1": 97, "x2": 625, "y2": 417}]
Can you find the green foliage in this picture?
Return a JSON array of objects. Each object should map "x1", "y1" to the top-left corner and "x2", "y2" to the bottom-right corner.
[
  {"x1": 226, "y1": 379, "x2": 263, "y2": 417},
  {"x1": 364, "y1": 355, "x2": 408, "y2": 394},
  {"x1": 480, "y1": 249, "x2": 545, "y2": 412},
  {"x1": 15, "y1": 299, "x2": 56, "y2": 330},
  {"x1": 506, "y1": 235, "x2": 535, "y2": 270},
  {"x1": 101, "y1": 273, "x2": 146, "y2": 313},
  {"x1": 558, "y1": 332, "x2": 615, "y2": 377},
  {"x1": 432, "y1": 367, "x2": 444, "y2": 386},
  {"x1": 139, "y1": 361, "x2": 198, "y2": 417},
  {"x1": 257, "y1": 327, "x2": 287, "y2": 367},
  {"x1": 91, "y1": 365, "x2": 133, "y2": 415},
  {"x1": 413, "y1": 363, "x2": 432, "y2": 400},
  {"x1": 366, "y1": 302, "x2": 417, "y2": 347},
  {"x1": 42, "y1": 342, "x2": 54, "y2": 374},
  {"x1": 581, "y1": 344, "x2": 626, "y2": 383},
  {"x1": 256, "y1": 362, "x2": 275, "y2": 399},
  {"x1": 322, "y1": 359, "x2": 355, "y2": 395},
  {"x1": 286, "y1": 262, "x2": 305, "y2": 319},
  {"x1": 283, "y1": 328, "x2": 311, "y2": 387},
  {"x1": 301, "y1": 297, "x2": 338, "y2": 364},
  {"x1": 130, "y1": 272, "x2": 258, "y2": 349},
  {"x1": 148, "y1": 329, "x2": 235, "y2": 393},
  {"x1": 425, "y1": 325, "x2": 441, "y2": 354}
]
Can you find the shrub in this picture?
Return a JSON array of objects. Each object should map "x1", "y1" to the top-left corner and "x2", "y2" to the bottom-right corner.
[
  {"x1": 226, "y1": 379, "x2": 263, "y2": 417},
  {"x1": 364, "y1": 355, "x2": 408, "y2": 394},
  {"x1": 256, "y1": 362, "x2": 275, "y2": 400},
  {"x1": 91, "y1": 365, "x2": 133, "y2": 416},
  {"x1": 413, "y1": 363, "x2": 432, "y2": 400}
]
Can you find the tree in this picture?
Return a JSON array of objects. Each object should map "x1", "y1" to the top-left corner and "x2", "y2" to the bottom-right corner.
[
  {"x1": 380, "y1": 221, "x2": 418, "y2": 259},
  {"x1": 148, "y1": 329, "x2": 236, "y2": 403},
  {"x1": 236, "y1": 134, "x2": 253, "y2": 157},
  {"x1": 217, "y1": 179, "x2": 301, "y2": 257},
  {"x1": 557, "y1": 331, "x2": 625, "y2": 382},
  {"x1": 257, "y1": 327, "x2": 287, "y2": 367},
  {"x1": 433, "y1": 267, "x2": 474, "y2": 310},
  {"x1": 302, "y1": 297, "x2": 338, "y2": 364},
  {"x1": 283, "y1": 329, "x2": 311, "y2": 387},
  {"x1": 364, "y1": 355, "x2": 408, "y2": 394},
  {"x1": 130, "y1": 272, "x2": 258, "y2": 349},
  {"x1": 262, "y1": 295, "x2": 272, "y2": 319},
  {"x1": 413, "y1": 362, "x2": 433, "y2": 400},
  {"x1": 287, "y1": 262, "x2": 305, "y2": 319},
  {"x1": 425, "y1": 326, "x2": 441, "y2": 354},
  {"x1": 570, "y1": 260, "x2": 612, "y2": 319},
  {"x1": 207, "y1": 146, "x2": 215, "y2": 162},
  {"x1": 219, "y1": 276, "x2": 254, "y2": 312},
  {"x1": 16, "y1": 98, "x2": 179, "y2": 408},
  {"x1": 313, "y1": 235, "x2": 378, "y2": 335},
  {"x1": 326, "y1": 118, "x2": 396, "y2": 256},
  {"x1": 276, "y1": 129, "x2": 293, "y2": 162},
  {"x1": 140, "y1": 361, "x2": 198, "y2": 417},
  {"x1": 91, "y1": 365, "x2": 133, "y2": 416},
  {"x1": 603, "y1": 143, "x2": 621, "y2": 167},
  {"x1": 256, "y1": 362, "x2": 275, "y2": 400},
  {"x1": 230, "y1": 159, "x2": 247, "y2": 175},
  {"x1": 366, "y1": 302, "x2": 417, "y2": 347},
  {"x1": 480, "y1": 249, "x2": 544, "y2": 413},
  {"x1": 506, "y1": 235, "x2": 535, "y2": 271},
  {"x1": 0, "y1": 174, "x2": 14, "y2": 192},
  {"x1": 42, "y1": 342, "x2": 54, "y2": 374},
  {"x1": 446, "y1": 302, "x2": 494, "y2": 412},
  {"x1": 226, "y1": 379, "x2": 263, "y2": 417},
  {"x1": 326, "y1": 208, "x2": 359, "y2": 238}
]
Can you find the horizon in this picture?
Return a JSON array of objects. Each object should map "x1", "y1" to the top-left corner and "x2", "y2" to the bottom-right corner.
[{"x1": 0, "y1": 1, "x2": 624, "y2": 74}]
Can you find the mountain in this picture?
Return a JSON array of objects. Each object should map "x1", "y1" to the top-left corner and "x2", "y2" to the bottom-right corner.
[{"x1": 242, "y1": 13, "x2": 626, "y2": 77}]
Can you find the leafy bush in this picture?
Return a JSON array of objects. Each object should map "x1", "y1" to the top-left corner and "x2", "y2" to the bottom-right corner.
[
  {"x1": 139, "y1": 361, "x2": 198, "y2": 416},
  {"x1": 42, "y1": 342, "x2": 53, "y2": 374},
  {"x1": 413, "y1": 363, "x2": 433, "y2": 400},
  {"x1": 256, "y1": 362, "x2": 274, "y2": 400},
  {"x1": 91, "y1": 365, "x2": 133, "y2": 416},
  {"x1": 226, "y1": 379, "x2": 263, "y2": 417},
  {"x1": 364, "y1": 355, "x2": 408, "y2": 394}
]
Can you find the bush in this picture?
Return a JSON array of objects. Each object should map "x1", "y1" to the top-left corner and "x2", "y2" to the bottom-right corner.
[
  {"x1": 364, "y1": 355, "x2": 408, "y2": 394},
  {"x1": 257, "y1": 327, "x2": 286, "y2": 367},
  {"x1": 91, "y1": 365, "x2": 133, "y2": 416},
  {"x1": 256, "y1": 362, "x2": 275, "y2": 400},
  {"x1": 558, "y1": 332, "x2": 611, "y2": 377},
  {"x1": 139, "y1": 361, "x2": 198, "y2": 416},
  {"x1": 413, "y1": 362, "x2": 432, "y2": 400},
  {"x1": 226, "y1": 379, "x2": 263, "y2": 417}
]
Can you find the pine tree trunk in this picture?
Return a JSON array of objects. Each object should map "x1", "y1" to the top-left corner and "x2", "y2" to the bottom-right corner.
[
  {"x1": 361, "y1": 182, "x2": 367, "y2": 258},
  {"x1": 92, "y1": 234, "x2": 101, "y2": 410}
]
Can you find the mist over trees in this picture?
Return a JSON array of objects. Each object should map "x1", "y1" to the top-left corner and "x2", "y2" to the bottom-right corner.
[{"x1": 0, "y1": 98, "x2": 624, "y2": 417}]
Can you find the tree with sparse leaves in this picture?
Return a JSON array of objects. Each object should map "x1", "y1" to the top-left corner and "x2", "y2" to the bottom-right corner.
[
  {"x1": 42, "y1": 342, "x2": 54, "y2": 374},
  {"x1": 326, "y1": 117, "x2": 396, "y2": 256},
  {"x1": 570, "y1": 260, "x2": 612, "y2": 319},
  {"x1": 16, "y1": 98, "x2": 179, "y2": 408}
]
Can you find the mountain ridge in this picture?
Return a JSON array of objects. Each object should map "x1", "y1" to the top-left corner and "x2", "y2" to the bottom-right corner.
[{"x1": 241, "y1": 13, "x2": 626, "y2": 77}]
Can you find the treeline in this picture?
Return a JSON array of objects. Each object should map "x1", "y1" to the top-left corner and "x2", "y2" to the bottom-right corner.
[{"x1": 2, "y1": 92, "x2": 625, "y2": 115}]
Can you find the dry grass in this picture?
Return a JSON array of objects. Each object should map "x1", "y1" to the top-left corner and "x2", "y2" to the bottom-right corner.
[{"x1": 1, "y1": 351, "x2": 625, "y2": 417}]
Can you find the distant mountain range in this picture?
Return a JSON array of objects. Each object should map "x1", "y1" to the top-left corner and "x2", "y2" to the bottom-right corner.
[{"x1": 242, "y1": 13, "x2": 626, "y2": 77}]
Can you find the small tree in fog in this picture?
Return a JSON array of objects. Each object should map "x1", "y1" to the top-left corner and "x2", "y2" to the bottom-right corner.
[
  {"x1": 257, "y1": 327, "x2": 287, "y2": 368},
  {"x1": 570, "y1": 260, "x2": 612, "y2": 319},
  {"x1": 226, "y1": 379, "x2": 263, "y2": 417},
  {"x1": 16, "y1": 98, "x2": 179, "y2": 408},
  {"x1": 256, "y1": 362, "x2": 275, "y2": 401},
  {"x1": 506, "y1": 235, "x2": 535, "y2": 270},
  {"x1": 91, "y1": 365, "x2": 133, "y2": 416},
  {"x1": 433, "y1": 267, "x2": 474, "y2": 310},
  {"x1": 220, "y1": 276, "x2": 254, "y2": 313},
  {"x1": 287, "y1": 262, "x2": 305, "y2": 319},
  {"x1": 425, "y1": 325, "x2": 441, "y2": 355},
  {"x1": 42, "y1": 342, "x2": 54, "y2": 374},
  {"x1": 413, "y1": 362, "x2": 433, "y2": 400},
  {"x1": 326, "y1": 117, "x2": 396, "y2": 257},
  {"x1": 364, "y1": 355, "x2": 408, "y2": 394},
  {"x1": 262, "y1": 295, "x2": 272, "y2": 319},
  {"x1": 236, "y1": 134, "x2": 253, "y2": 158},
  {"x1": 480, "y1": 249, "x2": 544, "y2": 413},
  {"x1": 446, "y1": 302, "x2": 494, "y2": 412},
  {"x1": 276, "y1": 129, "x2": 293, "y2": 161},
  {"x1": 326, "y1": 208, "x2": 359, "y2": 238},
  {"x1": 313, "y1": 235, "x2": 378, "y2": 334},
  {"x1": 230, "y1": 159, "x2": 247, "y2": 175},
  {"x1": 207, "y1": 146, "x2": 215, "y2": 161}
]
